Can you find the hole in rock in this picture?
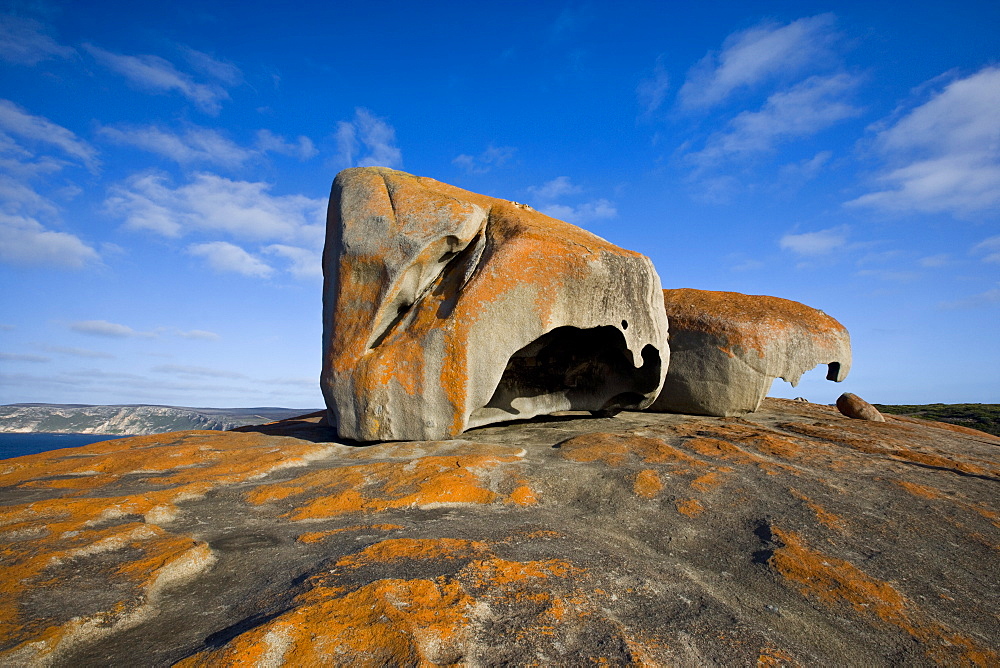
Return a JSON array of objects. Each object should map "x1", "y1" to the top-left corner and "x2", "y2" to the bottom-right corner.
[
  {"x1": 621, "y1": 319, "x2": 628, "y2": 330},
  {"x1": 474, "y1": 325, "x2": 661, "y2": 425},
  {"x1": 826, "y1": 362, "x2": 841, "y2": 381}
]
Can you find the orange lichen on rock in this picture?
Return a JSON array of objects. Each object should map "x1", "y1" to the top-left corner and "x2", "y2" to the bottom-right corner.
[
  {"x1": 675, "y1": 498, "x2": 704, "y2": 516},
  {"x1": 633, "y1": 469, "x2": 664, "y2": 498},
  {"x1": 650, "y1": 288, "x2": 851, "y2": 417},
  {"x1": 770, "y1": 527, "x2": 997, "y2": 665},
  {"x1": 181, "y1": 537, "x2": 592, "y2": 667},
  {"x1": 247, "y1": 442, "x2": 536, "y2": 520},
  {"x1": 558, "y1": 432, "x2": 705, "y2": 468},
  {"x1": 789, "y1": 489, "x2": 845, "y2": 532},
  {"x1": 321, "y1": 167, "x2": 668, "y2": 441},
  {"x1": 296, "y1": 524, "x2": 404, "y2": 544},
  {"x1": 0, "y1": 430, "x2": 334, "y2": 662}
]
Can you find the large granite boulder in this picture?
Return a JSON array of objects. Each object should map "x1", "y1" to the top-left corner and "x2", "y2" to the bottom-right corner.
[
  {"x1": 322, "y1": 167, "x2": 668, "y2": 441},
  {"x1": 649, "y1": 288, "x2": 851, "y2": 416}
]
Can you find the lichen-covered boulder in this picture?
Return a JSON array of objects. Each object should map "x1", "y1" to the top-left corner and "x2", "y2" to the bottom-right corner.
[
  {"x1": 322, "y1": 167, "x2": 668, "y2": 441},
  {"x1": 649, "y1": 288, "x2": 851, "y2": 417}
]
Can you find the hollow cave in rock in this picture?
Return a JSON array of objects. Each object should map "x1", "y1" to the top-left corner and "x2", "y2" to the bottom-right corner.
[{"x1": 477, "y1": 325, "x2": 662, "y2": 421}]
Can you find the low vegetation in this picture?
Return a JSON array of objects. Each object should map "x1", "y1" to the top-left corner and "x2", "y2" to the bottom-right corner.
[{"x1": 874, "y1": 403, "x2": 1000, "y2": 437}]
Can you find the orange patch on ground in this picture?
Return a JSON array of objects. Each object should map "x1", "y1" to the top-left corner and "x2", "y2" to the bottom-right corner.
[
  {"x1": 247, "y1": 452, "x2": 528, "y2": 520},
  {"x1": 180, "y1": 536, "x2": 591, "y2": 666},
  {"x1": 690, "y1": 471, "x2": 727, "y2": 492},
  {"x1": 296, "y1": 524, "x2": 404, "y2": 544},
  {"x1": 789, "y1": 489, "x2": 845, "y2": 532},
  {"x1": 770, "y1": 527, "x2": 996, "y2": 665},
  {"x1": 558, "y1": 433, "x2": 704, "y2": 468},
  {"x1": 633, "y1": 469, "x2": 663, "y2": 499},
  {"x1": 675, "y1": 499, "x2": 704, "y2": 517},
  {"x1": 0, "y1": 430, "x2": 331, "y2": 660}
]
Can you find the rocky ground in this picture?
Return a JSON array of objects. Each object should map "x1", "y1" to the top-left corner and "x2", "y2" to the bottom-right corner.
[{"x1": 1, "y1": 399, "x2": 997, "y2": 666}]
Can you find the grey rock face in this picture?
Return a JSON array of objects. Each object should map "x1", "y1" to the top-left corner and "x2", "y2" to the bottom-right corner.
[
  {"x1": 649, "y1": 289, "x2": 852, "y2": 417},
  {"x1": 836, "y1": 392, "x2": 885, "y2": 421},
  {"x1": 321, "y1": 167, "x2": 668, "y2": 441}
]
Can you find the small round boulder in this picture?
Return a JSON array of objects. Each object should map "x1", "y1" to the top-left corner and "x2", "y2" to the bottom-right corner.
[{"x1": 836, "y1": 393, "x2": 885, "y2": 422}]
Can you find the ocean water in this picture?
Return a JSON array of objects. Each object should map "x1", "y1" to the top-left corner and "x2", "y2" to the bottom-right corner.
[{"x1": 0, "y1": 433, "x2": 125, "y2": 460}]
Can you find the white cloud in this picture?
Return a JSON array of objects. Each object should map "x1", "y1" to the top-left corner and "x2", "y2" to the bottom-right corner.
[
  {"x1": 679, "y1": 14, "x2": 839, "y2": 109},
  {"x1": 41, "y1": 345, "x2": 115, "y2": 359},
  {"x1": 779, "y1": 225, "x2": 849, "y2": 256},
  {"x1": 99, "y1": 124, "x2": 255, "y2": 168},
  {"x1": 106, "y1": 172, "x2": 326, "y2": 243},
  {"x1": 527, "y1": 176, "x2": 583, "y2": 200},
  {"x1": 452, "y1": 145, "x2": 516, "y2": 174},
  {"x1": 175, "y1": 329, "x2": 221, "y2": 340},
  {"x1": 779, "y1": 150, "x2": 833, "y2": 180},
  {"x1": 70, "y1": 320, "x2": 157, "y2": 338},
  {"x1": 179, "y1": 46, "x2": 242, "y2": 86},
  {"x1": 255, "y1": 129, "x2": 318, "y2": 160},
  {"x1": 637, "y1": 56, "x2": 670, "y2": 116},
  {"x1": 973, "y1": 235, "x2": 1000, "y2": 264},
  {"x1": 918, "y1": 254, "x2": 950, "y2": 268},
  {"x1": 264, "y1": 244, "x2": 322, "y2": 279},
  {"x1": 0, "y1": 14, "x2": 73, "y2": 65},
  {"x1": 188, "y1": 241, "x2": 274, "y2": 278},
  {"x1": 0, "y1": 99, "x2": 99, "y2": 171},
  {"x1": 847, "y1": 67, "x2": 1000, "y2": 216},
  {"x1": 0, "y1": 214, "x2": 100, "y2": 268},
  {"x1": 690, "y1": 74, "x2": 861, "y2": 165},
  {"x1": 335, "y1": 108, "x2": 402, "y2": 168},
  {"x1": 0, "y1": 352, "x2": 50, "y2": 362},
  {"x1": 939, "y1": 287, "x2": 1000, "y2": 310},
  {"x1": 539, "y1": 199, "x2": 617, "y2": 225},
  {"x1": 152, "y1": 364, "x2": 246, "y2": 379},
  {"x1": 83, "y1": 44, "x2": 236, "y2": 114}
]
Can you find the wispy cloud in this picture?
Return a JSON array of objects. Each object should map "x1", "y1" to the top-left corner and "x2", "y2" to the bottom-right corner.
[
  {"x1": 99, "y1": 124, "x2": 254, "y2": 168},
  {"x1": 527, "y1": 176, "x2": 616, "y2": 225},
  {"x1": 679, "y1": 14, "x2": 840, "y2": 109},
  {"x1": 106, "y1": 171, "x2": 325, "y2": 243},
  {"x1": 84, "y1": 44, "x2": 240, "y2": 114},
  {"x1": 40, "y1": 345, "x2": 116, "y2": 359},
  {"x1": 0, "y1": 352, "x2": 50, "y2": 362},
  {"x1": 335, "y1": 108, "x2": 402, "y2": 168},
  {"x1": 0, "y1": 214, "x2": 100, "y2": 268},
  {"x1": 187, "y1": 241, "x2": 274, "y2": 278},
  {"x1": 70, "y1": 320, "x2": 157, "y2": 338},
  {"x1": 255, "y1": 129, "x2": 317, "y2": 160},
  {"x1": 0, "y1": 99, "x2": 99, "y2": 171},
  {"x1": 178, "y1": 46, "x2": 242, "y2": 86},
  {"x1": 452, "y1": 145, "x2": 516, "y2": 174},
  {"x1": 175, "y1": 329, "x2": 220, "y2": 340},
  {"x1": 938, "y1": 287, "x2": 1000, "y2": 310},
  {"x1": 779, "y1": 225, "x2": 849, "y2": 256},
  {"x1": 263, "y1": 244, "x2": 321, "y2": 279},
  {"x1": 0, "y1": 14, "x2": 73, "y2": 65},
  {"x1": 152, "y1": 364, "x2": 247, "y2": 379},
  {"x1": 540, "y1": 199, "x2": 617, "y2": 225},
  {"x1": 637, "y1": 56, "x2": 670, "y2": 117},
  {"x1": 689, "y1": 74, "x2": 861, "y2": 165},
  {"x1": 527, "y1": 176, "x2": 582, "y2": 200},
  {"x1": 972, "y1": 235, "x2": 1000, "y2": 264},
  {"x1": 847, "y1": 67, "x2": 1000, "y2": 216}
]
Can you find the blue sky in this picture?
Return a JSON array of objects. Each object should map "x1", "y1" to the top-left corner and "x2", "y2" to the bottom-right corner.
[{"x1": 0, "y1": 0, "x2": 997, "y2": 409}]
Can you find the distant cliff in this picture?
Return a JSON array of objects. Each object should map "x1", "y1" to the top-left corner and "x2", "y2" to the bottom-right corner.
[{"x1": 0, "y1": 403, "x2": 319, "y2": 435}]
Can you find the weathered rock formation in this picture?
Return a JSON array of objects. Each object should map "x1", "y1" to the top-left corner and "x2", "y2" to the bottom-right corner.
[
  {"x1": 837, "y1": 392, "x2": 885, "y2": 422},
  {"x1": 322, "y1": 167, "x2": 668, "y2": 441},
  {"x1": 649, "y1": 289, "x2": 851, "y2": 417},
  {"x1": 1, "y1": 402, "x2": 997, "y2": 665}
]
